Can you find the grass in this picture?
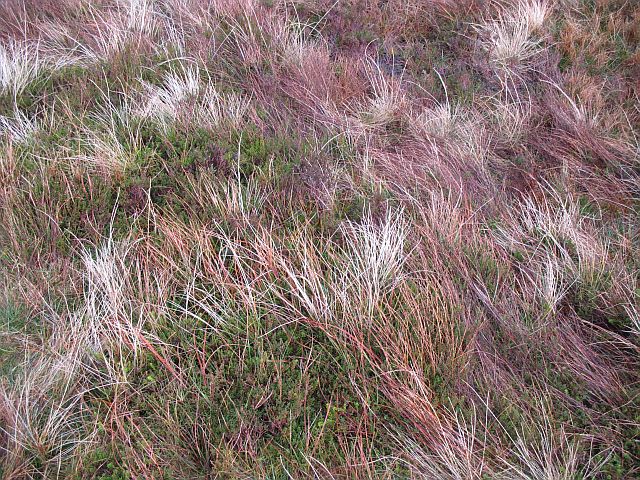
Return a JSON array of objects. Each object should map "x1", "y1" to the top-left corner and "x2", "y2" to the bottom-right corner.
[{"x1": 0, "y1": 0, "x2": 639, "y2": 478}]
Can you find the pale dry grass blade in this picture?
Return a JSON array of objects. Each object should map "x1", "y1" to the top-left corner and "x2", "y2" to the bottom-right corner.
[
  {"x1": 0, "y1": 42, "x2": 44, "y2": 97},
  {"x1": 0, "y1": 109, "x2": 38, "y2": 144}
]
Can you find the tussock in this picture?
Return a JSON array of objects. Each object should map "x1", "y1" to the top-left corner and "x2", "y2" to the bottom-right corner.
[{"x1": 1, "y1": 0, "x2": 638, "y2": 478}]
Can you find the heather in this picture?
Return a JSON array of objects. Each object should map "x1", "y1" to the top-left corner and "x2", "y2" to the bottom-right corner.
[{"x1": 0, "y1": 1, "x2": 639, "y2": 478}]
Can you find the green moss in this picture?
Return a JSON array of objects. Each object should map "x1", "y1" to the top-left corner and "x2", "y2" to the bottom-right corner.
[
  {"x1": 73, "y1": 447, "x2": 130, "y2": 480},
  {"x1": 96, "y1": 311, "x2": 393, "y2": 477},
  {"x1": 0, "y1": 302, "x2": 36, "y2": 381}
]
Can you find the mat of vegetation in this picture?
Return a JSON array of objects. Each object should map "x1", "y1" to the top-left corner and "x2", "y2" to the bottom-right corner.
[{"x1": 0, "y1": 0, "x2": 639, "y2": 478}]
